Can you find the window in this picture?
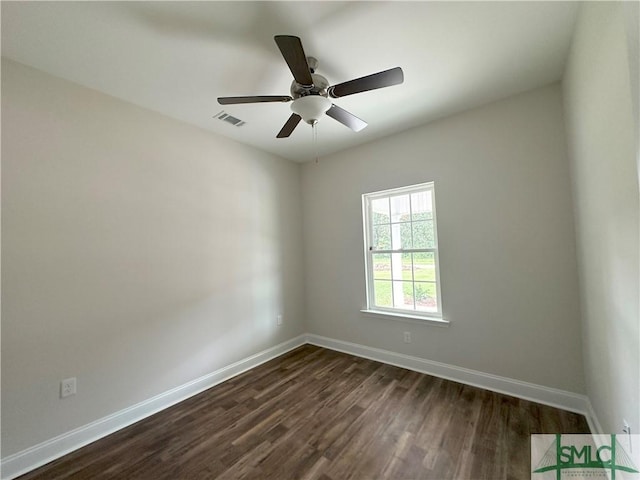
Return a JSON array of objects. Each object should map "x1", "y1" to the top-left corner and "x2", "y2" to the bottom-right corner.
[{"x1": 362, "y1": 182, "x2": 444, "y2": 320}]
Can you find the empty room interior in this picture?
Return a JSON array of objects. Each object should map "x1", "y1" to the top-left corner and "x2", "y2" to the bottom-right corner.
[{"x1": 1, "y1": 1, "x2": 639, "y2": 479}]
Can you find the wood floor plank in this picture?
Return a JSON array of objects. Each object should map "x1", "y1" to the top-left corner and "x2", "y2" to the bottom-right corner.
[{"x1": 16, "y1": 345, "x2": 590, "y2": 480}]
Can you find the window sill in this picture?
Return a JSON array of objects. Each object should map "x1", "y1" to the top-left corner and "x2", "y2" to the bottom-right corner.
[{"x1": 360, "y1": 309, "x2": 450, "y2": 327}]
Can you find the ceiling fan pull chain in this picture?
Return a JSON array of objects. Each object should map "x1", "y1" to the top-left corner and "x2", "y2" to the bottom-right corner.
[{"x1": 313, "y1": 122, "x2": 319, "y2": 164}]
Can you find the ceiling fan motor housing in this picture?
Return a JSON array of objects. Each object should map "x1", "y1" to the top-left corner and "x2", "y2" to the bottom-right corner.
[{"x1": 290, "y1": 73, "x2": 329, "y2": 99}]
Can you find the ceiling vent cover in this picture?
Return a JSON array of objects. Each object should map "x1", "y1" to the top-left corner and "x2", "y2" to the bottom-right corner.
[{"x1": 215, "y1": 111, "x2": 246, "y2": 127}]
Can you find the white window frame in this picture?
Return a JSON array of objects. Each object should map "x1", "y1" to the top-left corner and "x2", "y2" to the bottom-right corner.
[{"x1": 361, "y1": 182, "x2": 446, "y2": 324}]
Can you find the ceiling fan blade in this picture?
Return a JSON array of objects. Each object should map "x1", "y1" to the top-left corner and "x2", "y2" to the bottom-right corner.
[
  {"x1": 274, "y1": 35, "x2": 313, "y2": 87},
  {"x1": 218, "y1": 95, "x2": 293, "y2": 105},
  {"x1": 328, "y1": 67, "x2": 404, "y2": 99},
  {"x1": 276, "y1": 113, "x2": 302, "y2": 138},
  {"x1": 326, "y1": 104, "x2": 368, "y2": 132}
]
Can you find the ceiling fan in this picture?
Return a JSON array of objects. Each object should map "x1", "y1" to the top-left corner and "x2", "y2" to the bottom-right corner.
[{"x1": 217, "y1": 35, "x2": 404, "y2": 138}]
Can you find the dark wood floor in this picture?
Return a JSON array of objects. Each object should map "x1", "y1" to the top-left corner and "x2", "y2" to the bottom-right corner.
[{"x1": 18, "y1": 345, "x2": 589, "y2": 479}]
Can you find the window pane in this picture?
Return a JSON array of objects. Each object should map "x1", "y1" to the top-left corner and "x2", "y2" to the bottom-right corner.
[
  {"x1": 390, "y1": 195, "x2": 411, "y2": 222},
  {"x1": 411, "y1": 191, "x2": 433, "y2": 221},
  {"x1": 402, "y1": 253, "x2": 413, "y2": 280},
  {"x1": 371, "y1": 198, "x2": 390, "y2": 225},
  {"x1": 372, "y1": 253, "x2": 391, "y2": 280},
  {"x1": 393, "y1": 281, "x2": 414, "y2": 309},
  {"x1": 391, "y1": 252, "x2": 404, "y2": 280},
  {"x1": 372, "y1": 225, "x2": 391, "y2": 250},
  {"x1": 391, "y1": 222, "x2": 412, "y2": 250},
  {"x1": 413, "y1": 252, "x2": 436, "y2": 281},
  {"x1": 415, "y1": 282, "x2": 438, "y2": 312},
  {"x1": 401, "y1": 222, "x2": 413, "y2": 249},
  {"x1": 373, "y1": 280, "x2": 392, "y2": 307},
  {"x1": 412, "y1": 220, "x2": 435, "y2": 248}
]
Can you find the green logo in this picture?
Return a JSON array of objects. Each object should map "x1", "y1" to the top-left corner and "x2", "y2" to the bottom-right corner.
[{"x1": 532, "y1": 434, "x2": 638, "y2": 479}]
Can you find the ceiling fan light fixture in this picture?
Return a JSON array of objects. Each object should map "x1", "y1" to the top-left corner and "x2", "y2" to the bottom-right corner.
[{"x1": 291, "y1": 95, "x2": 332, "y2": 125}]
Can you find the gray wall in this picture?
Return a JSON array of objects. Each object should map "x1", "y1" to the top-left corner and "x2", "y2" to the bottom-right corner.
[
  {"x1": 8, "y1": 5, "x2": 638, "y2": 458},
  {"x1": 301, "y1": 84, "x2": 585, "y2": 393},
  {"x1": 562, "y1": 1, "x2": 639, "y2": 434},
  {"x1": 1, "y1": 59, "x2": 305, "y2": 456}
]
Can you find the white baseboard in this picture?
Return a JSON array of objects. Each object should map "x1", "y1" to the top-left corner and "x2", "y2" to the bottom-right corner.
[
  {"x1": 1, "y1": 333, "x2": 594, "y2": 480},
  {"x1": 0, "y1": 335, "x2": 307, "y2": 480},
  {"x1": 584, "y1": 399, "x2": 604, "y2": 434},
  {"x1": 306, "y1": 334, "x2": 590, "y2": 416}
]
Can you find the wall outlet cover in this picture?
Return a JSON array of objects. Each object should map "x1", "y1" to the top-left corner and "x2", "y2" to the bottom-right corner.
[{"x1": 61, "y1": 377, "x2": 77, "y2": 398}]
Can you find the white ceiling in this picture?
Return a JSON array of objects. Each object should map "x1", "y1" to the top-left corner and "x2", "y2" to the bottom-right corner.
[{"x1": 1, "y1": 1, "x2": 579, "y2": 162}]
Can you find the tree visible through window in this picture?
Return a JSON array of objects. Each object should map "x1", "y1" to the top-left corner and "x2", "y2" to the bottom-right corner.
[{"x1": 363, "y1": 182, "x2": 443, "y2": 318}]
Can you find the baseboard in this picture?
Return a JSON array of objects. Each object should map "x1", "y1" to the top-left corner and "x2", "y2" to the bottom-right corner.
[
  {"x1": 1, "y1": 332, "x2": 594, "y2": 479},
  {"x1": 306, "y1": 333, "x2": 590, "y2": 416},
  {"x1": 0, "y1": 335, "x2": 307, "y2": 480},
  {"x1": 584, "y1": 398, "x2": 604, "y2": 434}
]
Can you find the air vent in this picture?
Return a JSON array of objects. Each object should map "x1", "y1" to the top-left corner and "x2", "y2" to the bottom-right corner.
[{"x1": 214, "y1": 111, "x2": 246, "y2": 127}]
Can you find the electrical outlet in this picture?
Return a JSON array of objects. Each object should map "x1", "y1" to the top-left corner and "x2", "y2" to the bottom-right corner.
[
  {"x1": 61, "y1": 377, "x2": 76, "y2": 398},
  {"x1": 277, "y1": 314, "x2": 283, "y2": 326},
  {"x1": 403, "y1": 331, "x2": 411, "y2": 343}
]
